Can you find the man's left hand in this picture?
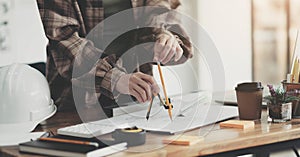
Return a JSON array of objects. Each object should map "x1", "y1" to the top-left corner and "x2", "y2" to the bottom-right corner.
[{"x1": 153, "y1": 33, "x2": 183, "y2": 64}]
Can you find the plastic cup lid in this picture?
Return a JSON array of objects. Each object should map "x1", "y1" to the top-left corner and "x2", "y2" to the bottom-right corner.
[{"x1": 235, "y1": 82, "x2": 263, "y2": 92}]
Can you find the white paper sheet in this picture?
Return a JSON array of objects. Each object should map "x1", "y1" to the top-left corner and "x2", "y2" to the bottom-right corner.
[
  {"x1": 88, "y1": 92, "x2": 238, "y2": 134},
  {"x1": 0, "y1": 132, "x2": 45, "y2": 146}
]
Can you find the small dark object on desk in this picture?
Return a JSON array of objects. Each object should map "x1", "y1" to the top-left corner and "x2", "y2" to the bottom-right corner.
[{"x1": 112, "y1": 127, "x2": 146, "y2": 147}]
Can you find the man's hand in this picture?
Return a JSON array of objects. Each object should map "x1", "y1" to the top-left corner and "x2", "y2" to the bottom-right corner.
[
  {"x1": 153, "y1": 33, "x2": 183, "y2": 64},
  {"x1": 116, "y1": 72, "x2": 160, "y2": 103}
]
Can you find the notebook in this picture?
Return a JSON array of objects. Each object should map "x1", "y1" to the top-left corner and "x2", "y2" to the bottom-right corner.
[{"x1": 19, "y1": 135, "x2": 127, "y2": 157}]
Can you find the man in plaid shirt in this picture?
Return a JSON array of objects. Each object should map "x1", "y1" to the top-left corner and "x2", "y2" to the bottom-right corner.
[{"x1": 37, "y1": 0, "x2": 193, "y2": 114}]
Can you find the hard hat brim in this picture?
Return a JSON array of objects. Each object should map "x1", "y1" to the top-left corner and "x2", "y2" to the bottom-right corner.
[{"x1": 0, "y1": 100, "x2": 57, "y2": 134}]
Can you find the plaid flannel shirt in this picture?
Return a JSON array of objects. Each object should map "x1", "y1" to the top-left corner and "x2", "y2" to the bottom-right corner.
[{"x1": 37, "y1": 0, "x2": 192, "y2": 111}]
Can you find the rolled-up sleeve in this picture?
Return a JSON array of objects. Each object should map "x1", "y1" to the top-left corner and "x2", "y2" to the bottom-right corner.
[{"x1": 37, "y1": 0, "x2": 125, "y2": 99}]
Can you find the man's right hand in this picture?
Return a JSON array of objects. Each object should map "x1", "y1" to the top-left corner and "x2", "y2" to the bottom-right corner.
[{"x1": 116, "y1": 72, "x2": 160, "y2": 103}]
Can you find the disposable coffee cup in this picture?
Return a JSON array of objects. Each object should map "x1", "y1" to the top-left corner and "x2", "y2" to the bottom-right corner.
[{"x1": 235, "y1": 82, "x2": 264, "y2": 120}]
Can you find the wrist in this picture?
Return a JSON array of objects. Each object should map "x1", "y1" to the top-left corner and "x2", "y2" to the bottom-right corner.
[
  {"x1": 115, "y1": 73, "x2": 130, "y2": 95},
  {"x1": 156, "y1": 30, "x2": 174, "y2": 40}
]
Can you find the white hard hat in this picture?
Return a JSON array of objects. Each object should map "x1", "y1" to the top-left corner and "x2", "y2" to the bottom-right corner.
[{"x1": 0, "y1": 63, "x2": 56, "y2": 134}]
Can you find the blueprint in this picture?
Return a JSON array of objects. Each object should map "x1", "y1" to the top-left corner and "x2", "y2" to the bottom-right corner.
[{"x1": 89, "y1": 92, "x2": 238, "y2": 134}]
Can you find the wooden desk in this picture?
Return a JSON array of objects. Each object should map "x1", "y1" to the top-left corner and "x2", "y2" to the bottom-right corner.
[{"x1": 2, "y1": 107, "x2": 300, "y2": 157}]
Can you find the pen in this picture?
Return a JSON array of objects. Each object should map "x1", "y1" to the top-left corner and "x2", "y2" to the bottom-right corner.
[
  {"x1": 39, "y1": 137, "x2": 99, "y2": 147},
  {"x1": 157, "y1": 62, "x2": 173, "y2": 120}
]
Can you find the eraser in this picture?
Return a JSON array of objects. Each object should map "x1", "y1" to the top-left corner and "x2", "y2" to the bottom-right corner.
[
  {"x1": 220, "y1": 120, "x2": 255, "y2": 129},
  {"x1": 162, "y1": 135, "x2": 203, "y2": 146}
]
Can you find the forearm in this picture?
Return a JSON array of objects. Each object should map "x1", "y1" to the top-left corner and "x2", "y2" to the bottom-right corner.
[{"x1": 72, "y1": 57, "x2": 126, "y2": 99}]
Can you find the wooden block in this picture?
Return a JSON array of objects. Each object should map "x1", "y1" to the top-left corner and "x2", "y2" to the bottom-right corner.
[
  {"x1": 162, "y1": 135, "x2": 203, "y2": 146},
  {"x1": 220, "y1": 120, "x2": 255, "y2": 129}
]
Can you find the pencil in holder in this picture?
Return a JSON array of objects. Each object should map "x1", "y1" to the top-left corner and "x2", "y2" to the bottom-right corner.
[{"x1": 282, "y1": 80, "x2": 300, "y2": 118}]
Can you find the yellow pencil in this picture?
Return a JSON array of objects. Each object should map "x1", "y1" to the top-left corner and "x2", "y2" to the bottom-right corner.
[
  {"x1": 291, "y1": 31, "x2": 299, "y2": 75},
  {"x1": 294, "y1": 59, "x2": 299, "y2": 83},
  {"x1": 157, "y1": 62, "x2": 172, "y2": 120},
  {"x1": 291, "y1": 58, "x2": 298, "y2": 83},
  {"x1": 39, "y1": 137, "x2": 99, "y2": 147}
]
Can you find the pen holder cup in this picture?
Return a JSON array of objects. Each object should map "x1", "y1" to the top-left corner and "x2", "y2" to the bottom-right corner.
[{"x1": 282, "y1": 80, "x2": 300, "y2": 118}]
